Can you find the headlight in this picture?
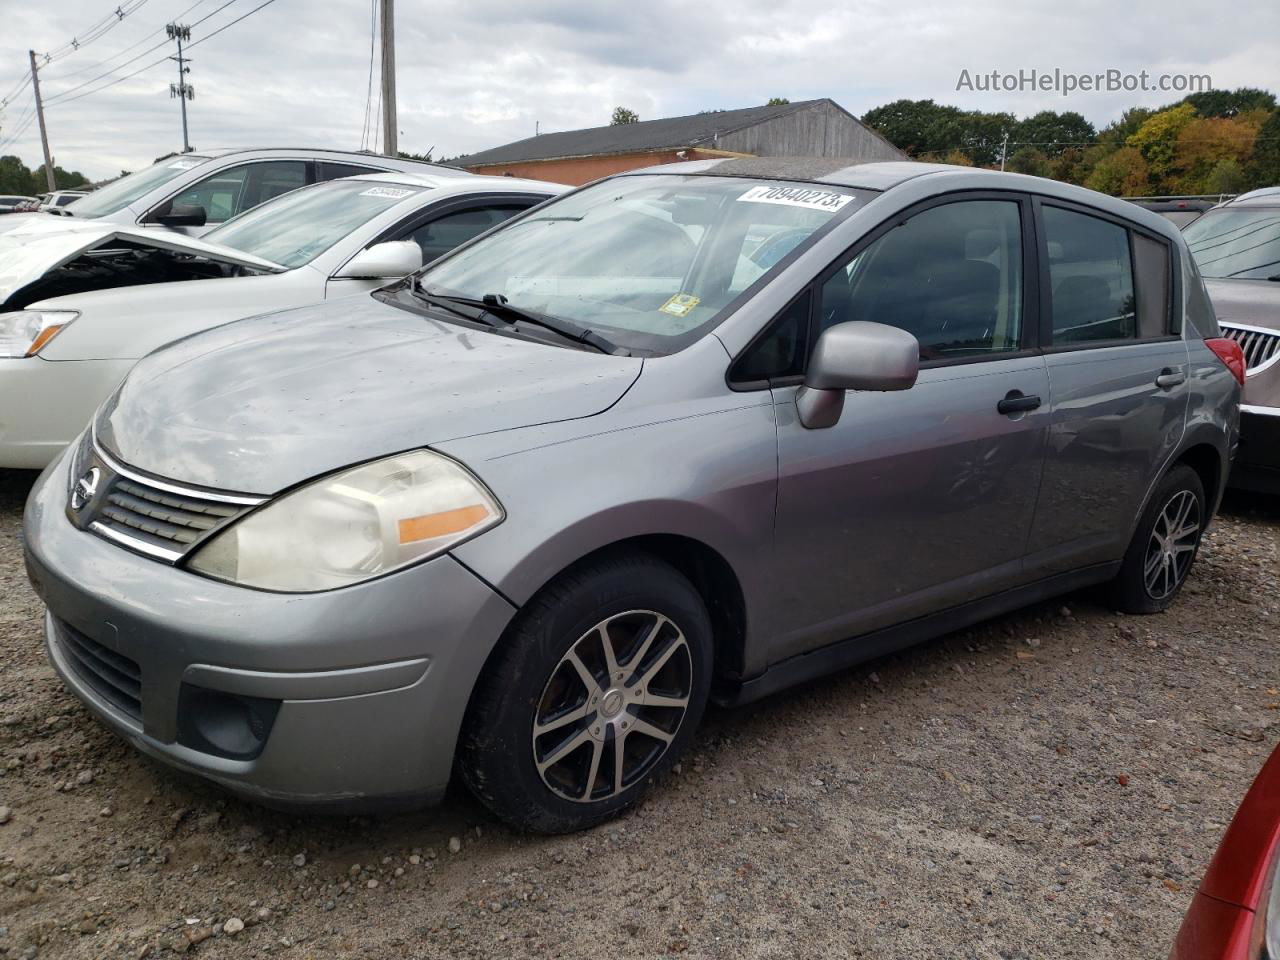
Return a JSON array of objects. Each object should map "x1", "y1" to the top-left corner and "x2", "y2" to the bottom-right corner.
[
  {"x1": 0, "y1": 310, "x2": 78, "y2": 358},
  {"x1": 187, "y1": 450, "x2": 503, "y2": 592}
]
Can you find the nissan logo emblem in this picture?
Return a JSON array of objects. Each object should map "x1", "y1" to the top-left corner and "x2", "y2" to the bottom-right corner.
[{"x1": 71, "y1": 467, "x2": 101, "y2": 511}]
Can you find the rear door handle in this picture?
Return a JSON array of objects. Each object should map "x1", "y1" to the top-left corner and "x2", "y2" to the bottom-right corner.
[
  {"x1": 1155, "y1": 367, "x2": 1187, "y2": 390},
  {"x1": 997, "y1": 390, "x2": 1042, "y2": 416}
]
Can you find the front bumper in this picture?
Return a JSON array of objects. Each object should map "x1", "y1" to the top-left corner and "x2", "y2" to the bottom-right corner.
[
  {"x1": 24, "y1": 448, "x2": 517, "y2": 809},
  {"x1": 1229, "y1": 405, "x2": 1280, "y2": 493}
]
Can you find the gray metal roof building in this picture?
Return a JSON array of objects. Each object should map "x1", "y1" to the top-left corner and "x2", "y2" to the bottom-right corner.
[{"x1": 452, "y1": 98, "x2": 906, "y2": 185}]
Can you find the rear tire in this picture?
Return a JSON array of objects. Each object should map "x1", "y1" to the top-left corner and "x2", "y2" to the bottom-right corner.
[
  {"x1": 458, "y1": 551, "x2": 712, "y2": 834},
  {"x1": 1108, "y1": 464, "x2": 1206, "y2": 614}
]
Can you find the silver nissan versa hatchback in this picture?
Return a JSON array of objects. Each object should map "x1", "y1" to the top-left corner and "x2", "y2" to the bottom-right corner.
[{"x1": 25, "y1": 159, "x2": 1242, "y2": 833}]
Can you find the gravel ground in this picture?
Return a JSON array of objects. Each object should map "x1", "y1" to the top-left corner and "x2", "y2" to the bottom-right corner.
[{"x1": 1, "y1": 467, "x2": 1277, "y2": 960}]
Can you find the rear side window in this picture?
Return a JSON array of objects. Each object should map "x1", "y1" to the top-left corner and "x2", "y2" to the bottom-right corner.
[
  {"x1": 318, "y1": 161, "x2": 379, "y2": 181},
  {"x1": 1132, "y1": 234, "x2": 1173, "y2": 337},
  {"x1": 1043, "y1": 206, "x2": 1136, "y2": 345}
]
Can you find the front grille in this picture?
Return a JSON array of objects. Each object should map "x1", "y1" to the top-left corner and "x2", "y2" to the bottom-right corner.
[
  {"x1": 56, "y1": 619, "x2": 142, "y2": 722},
  {"x1": 1220, "y1": 323, "x2": 1280, "y2": 375},
  {"x1": 72, "y1": 442, "x2": 266, "y2": 563},
  {"x1": 100, "y1": 478, "x2": 240, "y2": 547}
]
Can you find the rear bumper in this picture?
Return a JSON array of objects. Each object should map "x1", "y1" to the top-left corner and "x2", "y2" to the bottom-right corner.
[
  {"x1": 1229, "y1": 405, "x2": 1280, "y2": 493},
  {"x1": 24, "y1": 447, "x2": 518, "y2": 809}
]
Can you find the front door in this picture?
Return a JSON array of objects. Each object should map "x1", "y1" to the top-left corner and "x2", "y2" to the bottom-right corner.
[{"x1": 765, "y1": 195, "x2": 1051, "y2": 659}]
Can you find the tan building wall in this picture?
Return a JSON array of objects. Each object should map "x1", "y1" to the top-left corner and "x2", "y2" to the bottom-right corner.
[{"x1": 464, "y1": 148, "x2": 738, "y2": 186}]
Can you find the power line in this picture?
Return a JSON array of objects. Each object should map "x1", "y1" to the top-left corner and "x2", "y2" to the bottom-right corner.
[
  {"x1": 360, "y1": 0, "x2": 377, "y2": 151},
  {"x1": 39, "y1": 0, "x2": 278, "y2": 111},
  {"x1": 42, "y1": 0, "x2": 209, "y2": 82}
]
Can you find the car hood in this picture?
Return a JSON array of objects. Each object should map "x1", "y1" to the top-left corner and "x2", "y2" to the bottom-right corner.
[
  {"x1": 96, "y1": 294, "x2": 643, "y2": 494},
  {"x1": 1203, "y1": 278, "x2": 1280, "y2": 331},
  {"x1": 0, "y1": 216, "x2": 283, "y2": 307}
]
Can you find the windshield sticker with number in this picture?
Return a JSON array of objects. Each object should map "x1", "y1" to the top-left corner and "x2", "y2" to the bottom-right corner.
[
  {"x1": 359, "y1": 186, "x2": 415, "y2": 200},
  {"x1": 167, "y1": 159, "x2": 203, "y2": 170},
  {"x1": 737, "y1": 185, "x2": 852, "y2": 212}
]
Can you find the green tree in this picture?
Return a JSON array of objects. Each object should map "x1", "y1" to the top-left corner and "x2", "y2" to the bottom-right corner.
[
  {"x1": 766, "y1": 97, "x2": 790, "y2": 106},
  {"x1": 862, "y1": 99, "x2": 966, "y2": 156},
  {"x1": 1204, "y1": 157, "x2": 1248, "y2": 194},
  {"x1": 1182, "y1": 87, "x2": 1276, "y2": 118},
  {"x1": 1247, "y1": 110, "x2": 1280, "y2": 188},
  {"x1": 0, "y1": 154, "x2": 34, "y2": 195},
  {"x1": 398, "y1": 149, "x2": 434, "y2": 162},
  {"x1": 610, "y1": 106, "x2": 639, "y2": 125},
  {"x1": 1098, "y1": 107, "x2": 1154, "y2": 146},
  {"x1": 1007, "y1": 146, "x2": 1050, "y2": 177},
  {"x1": 1012, "y1": 110, "x2": 1096, "y2": 156}
]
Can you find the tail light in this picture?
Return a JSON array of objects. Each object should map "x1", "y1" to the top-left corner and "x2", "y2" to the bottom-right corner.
[{"x1": 1207, "y1": 337, "x2": 1247, "y2": 386}]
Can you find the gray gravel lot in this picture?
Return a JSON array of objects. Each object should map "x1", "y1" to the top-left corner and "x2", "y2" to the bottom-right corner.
[{"x1": 1, "y1": 466, "x2": 1278, "y2": 959}]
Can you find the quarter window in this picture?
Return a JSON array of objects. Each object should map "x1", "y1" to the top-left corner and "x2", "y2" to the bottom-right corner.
[
  {"x1": 820, "y1": 200, "x2": 1025, "y2": 361},
  {"x1": 1043, "y1": 206, "x2": 1136, "y2": 345},
  {"x1": 1132, "y1": 233, "x2": 1173, "y2": 337}
]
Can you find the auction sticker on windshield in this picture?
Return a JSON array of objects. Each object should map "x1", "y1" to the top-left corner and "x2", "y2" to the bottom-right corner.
[
  {"x1": 737, "y1": 185, "x2": 852, "y2": 212},
  {"x1": 360, "y1": 186, "x2": 416, "y2": 200},
  {"x1": 659, "y1": 293, "x2": 701, "y2": 318}
]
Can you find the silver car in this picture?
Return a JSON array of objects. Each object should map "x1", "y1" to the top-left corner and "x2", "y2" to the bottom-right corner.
[
  {"x1": 24, "y1": 159, "x2": 1241, "y2": 833},
  {"x1": 1, "y1": 147, "x2": 469, "y2": 237}
]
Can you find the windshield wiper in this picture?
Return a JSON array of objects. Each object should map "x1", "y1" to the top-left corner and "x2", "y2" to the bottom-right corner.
[
  {"x1": 1267, "y1": 274, "x2": 1280, "y2": 281},
  {"x1": 427, "y1": 291, "x2": 627, "y2": 356},
  {"x1": 408, "y1": 281, "x2": 504, "y2": 328}
]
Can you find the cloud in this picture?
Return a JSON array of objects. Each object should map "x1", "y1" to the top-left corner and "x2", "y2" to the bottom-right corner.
[{"x1": 0, "y1": 0, "x2": 1275, "y2": 181}]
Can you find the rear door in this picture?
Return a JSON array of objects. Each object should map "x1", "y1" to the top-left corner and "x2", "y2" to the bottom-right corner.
[
  {"x1": 1024, "y1": 199, "x2": 1189, "y2": 573},
  {"x1": 759, "y1": 193, "x2": 1052, "y2": 658}
]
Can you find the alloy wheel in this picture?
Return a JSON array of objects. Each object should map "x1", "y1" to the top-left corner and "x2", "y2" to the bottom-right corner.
[
  {"x1": 1144, "y1": 489, "x2": 1201, "y2": 600},
  {"x1": 531, "y1": 610, "x2": 692, "y2": 803}
]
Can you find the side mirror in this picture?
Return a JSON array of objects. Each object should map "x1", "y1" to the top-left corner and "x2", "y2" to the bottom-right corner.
[
  {"x1": 796, "y1": 321, "x2": 919, "y2": 429},
  {"x1": 153, "y1": 203, "x2": 208, "y2": 228},
  {"x1": 334, "y1": 241, "x2": 423, "y2": 279}
]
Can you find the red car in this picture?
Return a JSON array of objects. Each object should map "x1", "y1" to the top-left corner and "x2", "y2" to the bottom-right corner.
[{"x1": 1172, "y1": 743, "x2": 1280, "y2": 958}]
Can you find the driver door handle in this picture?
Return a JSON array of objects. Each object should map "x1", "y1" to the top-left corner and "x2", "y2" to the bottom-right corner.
[
  {"x1": 1155, "y1": 367, "x2": 1187, "y2": 390},
  {"x1": 997, "y1": 390, "x2": 1042, "y2": 416}
]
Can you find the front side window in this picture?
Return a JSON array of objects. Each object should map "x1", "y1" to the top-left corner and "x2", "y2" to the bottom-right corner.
[
  {"x1": 1184, "y1": 208, "x2": 1280, "y2": 280},
  {"x1": 204, "y1": 179, "x2": 427, "y2": 268},
  {"x1": 166, "y1": 160, "x2": 308, "y2": 224},
  {"x1": 418, "y1": 175, "x2": 872, "y2": 356},
  {"x1": 1043, "y1": 206, "x2": 1136, "y2": 345},
  {"x1": 407, "y1": 205, "x2": 528, "y2": 263},
  {"x1": 65, "y1": 154, "x2": 210, "y2": 218},
  {"x1": 820, "y1": 199, "x2": 1025, "y2": 361}
]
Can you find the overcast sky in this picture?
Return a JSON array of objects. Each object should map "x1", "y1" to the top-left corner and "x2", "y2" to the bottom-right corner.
[{"x1": 1, "y1": 0, "x2": 1276, "y2": 181}]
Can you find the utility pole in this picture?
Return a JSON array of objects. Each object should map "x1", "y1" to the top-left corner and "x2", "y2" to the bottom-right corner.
[
  {"x1": 166, "y1": 24, "x2": 194, "y2": 153},
  {"x1": 28, "y1": 50, "x2": 56, "y2": 191},
  {"x1": 999, "y1": 130, "x2": 1010, "y2": 171},
  {"x1": 379, "y1": 0, "x2": 397, "y2": 157}
]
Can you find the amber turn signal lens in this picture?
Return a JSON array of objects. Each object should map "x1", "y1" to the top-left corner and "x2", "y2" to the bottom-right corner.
[{"x1": 398, "y1": 505, "x2": 491, "y2": 544}]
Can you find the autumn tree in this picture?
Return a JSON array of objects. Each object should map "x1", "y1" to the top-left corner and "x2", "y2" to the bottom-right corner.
[
  {"x1": 1085, "y1": 147, "x2": 1151, "y2": 195},
  {"x1": 1126, "y1": 103, "x2": 1198, "y2": 190},
  {"x1": 1172, "y1": 112, "x2": 1265, "y2": 193}
]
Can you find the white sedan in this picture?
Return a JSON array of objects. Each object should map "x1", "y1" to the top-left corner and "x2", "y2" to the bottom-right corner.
[{"x1": 0, "y1": 171, "x2": 565, "y2": 468}]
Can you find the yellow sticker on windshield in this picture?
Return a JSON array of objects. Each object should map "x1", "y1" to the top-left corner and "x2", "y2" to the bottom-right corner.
[{"x1": 659, "y1": 293, "x2": 701, "y2": 318}]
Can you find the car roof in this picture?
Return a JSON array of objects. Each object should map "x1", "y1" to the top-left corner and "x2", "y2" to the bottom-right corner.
[
  {"x1": 327, "y1": 169, "x2": 567, "y2": 195},
  {"x1": 186, "y1": 146, "x2": 470, "y2": 176},
  {"x1": 620, "y1": 157, "x2": 1180, "y2": 237}
]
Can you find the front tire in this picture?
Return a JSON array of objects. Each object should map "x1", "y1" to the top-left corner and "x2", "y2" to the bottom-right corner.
[
  {"x1": 1108, "y1": 464, "x2": 1206, "y2": 614},
  {"x1": 458, "y1": 551, "x2": 712, "y2": 833}
]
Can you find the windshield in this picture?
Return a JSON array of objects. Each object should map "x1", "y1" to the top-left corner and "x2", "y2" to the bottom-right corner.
[
  {"x1": 67, "y1": 155, "x2": 210, "y2": 218},
  {"x1": 1184, "y1": 208, "x2": 1280, "y2": 280},
  {"x1": 418, "y1": 174, "x2": 872, "y2": 354},
  {"x1": 204, "y1": 179, "x2": 428, "y2": 268}
]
